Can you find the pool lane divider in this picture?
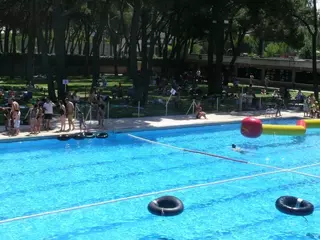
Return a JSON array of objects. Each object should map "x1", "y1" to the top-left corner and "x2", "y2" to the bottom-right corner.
[
  {"x1": 127, "y1": 134, "x2": 320, "y2": 180},
  {"x1": 127, "y1": 134, "x2": 247, "y2": 164},
  {"x1": 1, "y1": 161, "x2": 320, "y2": 225}
]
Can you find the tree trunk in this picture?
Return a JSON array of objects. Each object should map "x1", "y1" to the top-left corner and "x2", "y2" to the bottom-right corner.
[
  {"x1": 77, "y1": 35, "x2": 82, "y2": 55},
  {"x1": 83, "y1": 22, "x2": 90, "y2": 77},
  {"x1": 10, "y1": 28, "x2": 17, "y2": 79},
  {"x1": 207, "y1": 30, "x2": 214, "y2": 94},
  {"x1": 140, "y1": 9, "x2": 148, "y2": 75},
  {"x1": 4, "y1": 26, "x2": 10, "y2": 53},
  {"x1": 174, "y1": 38, "x2": 182, "y2": 80},
  {"x1": 26, "y1": 0, "x2": 36, "y2": 85},
  {"x1": 129, "y1": 0, "x2": 142, "y2": 83},
  {"x1": 91, "y1": 32, "x2": 103, "y2": 90},
  {"x1": 312, "y1": 0, "x2": 318, "y2": 99},
  {"x1": 227, "y1": 30, "x2": 246, "y2": 86},
  {"x1": 211, "y1": 20, "x2": 224, "y2": 94},
  {"x1": 143, "y1": 28, "x2": 157, "y2": 105},
  {"x1": 0, "y1": 28, "x2": 3, "y2": 53},
  {"x1": 49, "y1": 38, "x2": 55, "y2": 54},
  {"x1": 38, "y1": 26, "x2": 55, "y2": 100},
  {"x1": 189, "y1": 38, "x2": 195, "y2": 54},
  {"x1": 157, "y1": 33, "x2": 162, "y2": 57},
  {"x1": 102, "y1": 36, "x2": 106, "y2": 56},
  {"x1": 10, "y1": 28, "x2": 16, "y2": 53},
  {"x1": 21, "y1": 32, "x2": 26, "y2": 54},
  {"x1": 140, "y1": 9, "x2": 150, "y2": 105},
  {"x1": 258, "y1": 38, "x2": 264, "y2": 57},
  {"x1": 52, "y1": 2, "x2": 67, "y2": 99},
  {"x1": 91, "y1": 2, "x2": 109, "y2": 89},
  {"x1": 112, "y1": 36, "x2": 119, "y2": 76},
  {"x1": 162, "y1": 31, "x2": 170, "y2": 73}
]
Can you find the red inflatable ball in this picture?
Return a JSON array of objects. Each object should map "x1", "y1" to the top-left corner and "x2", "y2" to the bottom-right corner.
[
  {"x1": 241, "y1": 117, "x2": 263, "y2": 138},
  {"x1": 296, "y1": 119, "x2": 306, "y2": 128}
]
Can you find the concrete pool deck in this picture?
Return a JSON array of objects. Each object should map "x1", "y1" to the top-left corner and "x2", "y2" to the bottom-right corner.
[{"x1": 0, "y1": 110, "x2": 304, "y2": 142}]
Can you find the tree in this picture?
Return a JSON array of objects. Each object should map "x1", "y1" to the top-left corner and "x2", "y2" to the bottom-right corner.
[{"x1": 288, "y1": 0, "x2": 318, "y2": 98}]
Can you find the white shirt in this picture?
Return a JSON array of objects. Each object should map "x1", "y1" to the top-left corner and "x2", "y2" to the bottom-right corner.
[{"x1": 43, "y1": 102, "x2": 55, "y2": 114}]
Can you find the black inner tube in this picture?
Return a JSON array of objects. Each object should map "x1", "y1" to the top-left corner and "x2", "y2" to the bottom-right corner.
[
  {"x1": 157, "y1": 199, "x2": 177, "y2": 209},
  {"x1": 275, "y1": 196, "x2": 314, "y2": 216},
  {"x1": 73, "y1": 133, "x2": 85, "y2": 140},
  {"x1": 148, "y1": 196, "x2": 184, "y2": 217},
  {"x1": 96, "y1": 132, "x2": 108, "y2": 138},
  {"x1": 57, "y1": 135, "x2": 70, "y2": 141},
  {"x1": 84, "y1": 132, "x2": 95, "y2": 138}
]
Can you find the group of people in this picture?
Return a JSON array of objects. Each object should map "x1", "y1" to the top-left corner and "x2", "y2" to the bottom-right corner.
[
  {"x1": 89, "y1": 90, "x2": 107, "y2": 128},
  {"x1": 0, "y1": 97, "x2": 79, "y2": 136},
  {"x1": 303, "y1": 93, "x2": 319, "y2": 118},
  {"x1": 28, "y1": 98, "x2": 76, "y2": 134}
]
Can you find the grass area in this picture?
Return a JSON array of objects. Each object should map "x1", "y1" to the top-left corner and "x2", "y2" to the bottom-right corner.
[{"x1": 0, "y1": 76, "x2": 309, "y2": 124}]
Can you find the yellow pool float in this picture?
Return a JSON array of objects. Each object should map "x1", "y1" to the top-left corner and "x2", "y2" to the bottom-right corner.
[{"x1": 241, "y1": 117, "x2": 319, "y2": 138}]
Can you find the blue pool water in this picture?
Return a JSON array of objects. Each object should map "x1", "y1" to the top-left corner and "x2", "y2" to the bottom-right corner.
[{"x1": 1, "y1": 118, "x2": 320, "y2": 239}]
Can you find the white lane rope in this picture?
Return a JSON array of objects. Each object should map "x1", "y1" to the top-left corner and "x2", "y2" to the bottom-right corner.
[
  {"x1": 1, "y1": 161, "x2": 320, "y2": 225},
  {"x1": 127, "y1": 134, "x2": 320, "y2": 179}
]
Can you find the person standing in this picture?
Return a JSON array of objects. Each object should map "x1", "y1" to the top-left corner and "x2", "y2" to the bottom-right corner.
[
  {"x1": 43, "y1": 98, "x2": 55, "y2": 130},
  {"x1": 36, "y1": 105, "x2": 44, "y2": 134},
  {"x1": 78, "y1": 111, "x2": 87, "y2": 132},
  {"x1": 65, "y1": 98, "x2": 75, "y2": 131},
  {"x1": 98, "y1": 97, "x2": 105, "y2": 128},
  {"x1": 8, "y1": 98, "x2": 20, "y2": 136},
  {"x1": 59, "y1": 100, "x2": 66, "y2": 132},
  {"x1": 249, "y1": 73, "x2": 254, "y2": 86},
  {"x1": 29, "y1": 104, "x2": 38, "y2": 134}
]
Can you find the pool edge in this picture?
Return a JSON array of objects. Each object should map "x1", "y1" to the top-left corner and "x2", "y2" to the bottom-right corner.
[{"x1": 0, "y1": 116, "x2": 301, "y2": 143}]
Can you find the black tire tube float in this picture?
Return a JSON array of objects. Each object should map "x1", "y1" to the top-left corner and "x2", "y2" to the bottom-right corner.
[
  {"x1": 275, "y1": 196, "x2": 314, "y2": 216},
  {"x1": 57, "y1": 134, "x2": 71, "y2": 141},
  {"x1": 148, "y1": 196, "x2": 184, "y2": 216},
  {"x1": 96, "y1": 132, "x2": 108, "y2": 139},
  {"x1": 84, "y1": 132, "x2": 95, "y2": 138},
  {"x1": 73, "y1": 133, "x2": 85, "y2": 140}
]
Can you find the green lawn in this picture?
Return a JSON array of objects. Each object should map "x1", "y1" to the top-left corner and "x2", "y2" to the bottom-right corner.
[{"x1": 0, "y1": 76, "x2": 308, "y2": 124}]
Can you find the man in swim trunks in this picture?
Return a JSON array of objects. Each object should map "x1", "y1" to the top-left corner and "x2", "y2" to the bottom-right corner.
[
  {"x1": 43, "y1": 98, "x2": 55, "y2": 130},
  {"x1": 8, "y1": 98, "x2": 20, "y2": 136},
  {"x1": 65, "y1": 98, "x2": 75, "y2": 131}
]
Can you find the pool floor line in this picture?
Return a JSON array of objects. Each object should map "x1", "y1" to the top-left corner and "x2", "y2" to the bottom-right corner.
[
  {"x1": 1, "y1": 161, "x2": 320, "y2": 225},
  {"x1": 127, "y1": 134, "x2": 320, "y2": 180}
]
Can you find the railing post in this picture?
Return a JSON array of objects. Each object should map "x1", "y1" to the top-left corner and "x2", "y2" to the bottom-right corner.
[
  {"x1": 107, "y1": 102, "x2": 110, "y2": 119},
  {"x1": 216, "y1": 97, "x2": 219, "y2": 111},
  {"x1": 192, "y1": 99, "x2": 195, "y2": 114},
  {"x1": 259, "y1": 97, "x2": 262, "y2": 110},
  {"x1": 138, "y1": 101, "x2": 140, "y2": 117}
]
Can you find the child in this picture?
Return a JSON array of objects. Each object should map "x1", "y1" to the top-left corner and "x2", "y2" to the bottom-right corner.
[
  {"x1": 3, "y1": 108, "x2": 10, "y2": 132},
  {"x1": 29, "y1": 104, "x2": 38, "y2": 134},
  {"x1": 78, "y1": 111, "x2": 86, "y2": 132},
  {"x1": 303, "y1": 98, "x2": 310, "y2": 117},
  {"x1": 36, "y1": 106, "x2": 43, "y2": 134}
]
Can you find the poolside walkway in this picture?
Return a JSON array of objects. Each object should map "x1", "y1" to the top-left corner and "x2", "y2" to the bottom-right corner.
[{"x1": 0, "y1": 110, "x2": 304, "y2": 141}]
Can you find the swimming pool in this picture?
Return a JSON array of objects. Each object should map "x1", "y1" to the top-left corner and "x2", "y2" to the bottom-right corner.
[{"x1": 1, "y1": 118, "x2": 320, "y2": 239}]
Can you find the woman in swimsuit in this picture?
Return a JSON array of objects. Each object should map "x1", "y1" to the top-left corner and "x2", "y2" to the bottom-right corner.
[
  {"x1": 195, "y1": 103, "x2": 207, "y2": 119},
  {"x1": 98, "y1": 98, "x2": 105, "y2": 128},
  {"x1": 59, "y1": 100, "x2": 66, "y2": 132},
  {"x1": 36, "y1": 105, "x2": 43, "y2": 133},
  {"x1": 30, "y1": 104, "x2": 38, "y2": 134}
]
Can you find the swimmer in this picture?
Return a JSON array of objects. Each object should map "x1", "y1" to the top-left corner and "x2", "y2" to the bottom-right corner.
[{"x1": 232, "y1": 144, "x2": 247, "y2": 154}]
